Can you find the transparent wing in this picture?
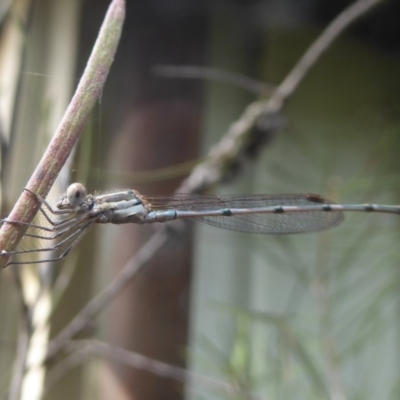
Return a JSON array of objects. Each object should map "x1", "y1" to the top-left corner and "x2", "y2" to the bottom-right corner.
[{"x1": 144, "y1": 194, "x2": 345, "y2": 234}]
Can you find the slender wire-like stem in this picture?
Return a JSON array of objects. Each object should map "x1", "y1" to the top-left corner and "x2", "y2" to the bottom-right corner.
[
  {"x1": 153, "y1": 64, "x2": 273, "y2": 94},
  {"x1": 0, "y1": 0, "x2": 125, "y2": 268}
]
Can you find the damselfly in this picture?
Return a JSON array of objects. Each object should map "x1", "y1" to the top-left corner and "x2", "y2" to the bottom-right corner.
[{"x1": 1, "y1": 183, "x2": 399, "y2": 267}]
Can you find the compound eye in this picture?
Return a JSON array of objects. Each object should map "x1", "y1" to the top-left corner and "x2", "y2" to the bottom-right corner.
[{"x1": 66, "y1": 183, "x2": 87, "y2": 206}]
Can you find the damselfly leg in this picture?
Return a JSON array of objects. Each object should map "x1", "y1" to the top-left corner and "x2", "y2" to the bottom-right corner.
[
  {"x1": 3, "y1": 182, "x2": 398, "y2": 269},
  {"x1": 1, "y1": 186, "x2": 95, "y2": 267}
]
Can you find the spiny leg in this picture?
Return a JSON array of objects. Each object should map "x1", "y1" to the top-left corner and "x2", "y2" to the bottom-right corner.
[
  {"x1": 0, "y1": 212, "x2": 90, "y2": 240},
  {"x1": 3, "y1": 220, "x2": 94, "y2": 256},
  {"x1": 24, "y1": 187, "x2": 81, "y2": 227},
  {"x1": 25, "y1": 187, "x2": 96, "y2": 238},
  {"x1": 3, "y1": 220, "x2": 95, "y2": 268},
  {"x1": 1, "y1": 186, "x2": 91, "y2": 240},
  {"x1": 23, "y1": 214, "x2": 92, "y2": 240}
]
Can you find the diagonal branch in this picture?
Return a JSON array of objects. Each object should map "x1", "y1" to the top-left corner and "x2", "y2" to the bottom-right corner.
[
  {"x1": 178, "y1": 0, "x2": 385, "y2": 193},
  {"x1": 0, "y1": 0, "x2": 125, "y2": 268},
  {"x1": 45, "y1": 340, "x2": 265, "y2": 400}
]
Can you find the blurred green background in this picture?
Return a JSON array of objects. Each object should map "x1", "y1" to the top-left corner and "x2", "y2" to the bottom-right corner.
[{"x1": 0, "y1": 1, "x2": 399, "y2": 399}]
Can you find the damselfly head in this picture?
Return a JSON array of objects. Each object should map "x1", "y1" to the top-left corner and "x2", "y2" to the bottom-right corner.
[{"x1": 57, "y1": 183, "x2": 88, "y2": 209}]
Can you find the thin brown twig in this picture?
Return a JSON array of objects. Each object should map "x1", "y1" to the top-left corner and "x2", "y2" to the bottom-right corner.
[
  {"x1": 0, "y1": 0, "x2": 125, "y2": 268},
  {"x1": 178, "y1": 0, "x2": 385, "y2": 194},
  {"x1": 45, "y1": 0, "x2": 384, "y2": 362},
  {"x1": 46, "y1": 227, "x2": 168, "y2": 360},
  {"x1": 45, "y1": 340, "x2": 265, "y2": 400},
  {"x1": 153, "y1": 64, "x2": 274, "y2": 95},
  {"x1": 275, "y1": 0, "x2": 384, "y2": 107}
]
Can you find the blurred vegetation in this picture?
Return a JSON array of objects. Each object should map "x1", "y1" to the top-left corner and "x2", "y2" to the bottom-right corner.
[{"x1": 0, "y1": 1, "x2": 399, "y2": 400}]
